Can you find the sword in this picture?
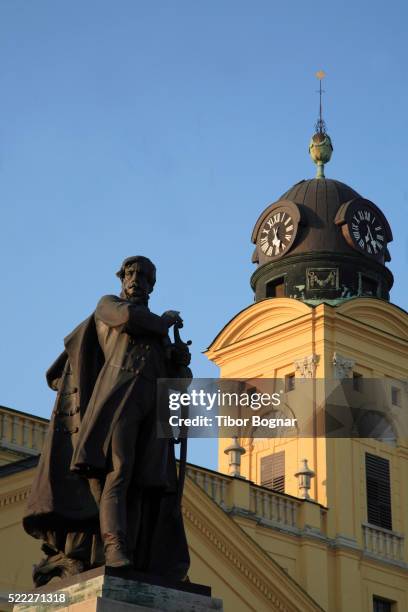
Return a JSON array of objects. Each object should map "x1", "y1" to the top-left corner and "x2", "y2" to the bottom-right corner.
[{"x1": 172, "y1": 320, "x2": 191, "y2": 513}]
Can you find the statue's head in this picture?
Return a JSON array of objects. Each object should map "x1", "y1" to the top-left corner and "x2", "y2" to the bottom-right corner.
[{"x1": 116, "y1": 256, "x2": 156, "y2": 304}]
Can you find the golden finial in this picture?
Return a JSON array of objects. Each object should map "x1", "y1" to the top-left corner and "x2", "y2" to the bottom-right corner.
[
  {"x1": 309, "y1": 70, "x2": 333, "y2": 178},
  {"x1": 315, "y1": 70, "x2": 326, "y2": 80}
]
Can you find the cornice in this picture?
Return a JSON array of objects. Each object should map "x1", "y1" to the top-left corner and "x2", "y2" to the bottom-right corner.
[
  {"x1": 330, "y1": 325, "x2": 407, "y2": 377},
  {"x1": 336, "y1": 313, "x2": 408, "y2": 349},
  {"x1": 206, "y1": 305, "x2": 335, "y2": 370},
  {"x1": 250, "y1": 252, "x2": 394, "y2": 290},
  {"x1": 206, "y1": 318, "x2": 317, "y2": 368},
  {"x1": 337, "y1": 298, "x2": 408, "y2": 338},
  {"x1": 232, "y1": 509, "x2": 408, "y2": 574}
]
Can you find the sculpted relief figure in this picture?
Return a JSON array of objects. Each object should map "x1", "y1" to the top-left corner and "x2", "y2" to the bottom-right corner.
[{"x1": 23, "y1": 256, "x2": 192, "y2": 586}]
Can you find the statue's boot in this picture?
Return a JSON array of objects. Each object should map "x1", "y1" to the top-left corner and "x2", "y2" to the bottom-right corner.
[{"x1": 103, "y1": 532, "x2": 132, "y2": 568}]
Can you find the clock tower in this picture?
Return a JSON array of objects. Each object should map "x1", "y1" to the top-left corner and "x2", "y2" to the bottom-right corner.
[{"x1": 206, "y1": 94, "x2": 408, "y2": 610}]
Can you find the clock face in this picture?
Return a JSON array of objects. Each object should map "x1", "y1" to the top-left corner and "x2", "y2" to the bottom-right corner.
[
  {"x1": 335, "y1": 197, "x2": 392, "y2": 263},
  {"x1": 348, "y1": 207, "x2": 385, "y2": 257},
  {"x1": 259, "y1": 210, "x2": 296, "y2": 259}
]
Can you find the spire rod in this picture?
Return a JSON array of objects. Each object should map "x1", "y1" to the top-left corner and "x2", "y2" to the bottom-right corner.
[
  {"x1": 309, "y1": 70, "x2": 333, "y2": 178},
  {"x1": 315, "y1": 70, "x2": 327, "y2": 133}
]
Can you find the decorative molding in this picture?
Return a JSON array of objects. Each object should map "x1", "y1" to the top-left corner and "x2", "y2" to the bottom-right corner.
[
  {"x1": 294, "y1": 354, "x2": 319, "y2": 378},
  {"x1": 0, "y1": 486, "x2": 31, "y2": 508},
  {"x1": 333, "y1": 534, "x2": 360, "y2": 551},
  {"x1": 306, "y1": 268, "x2": 339, "y2": 291},
  {"x1": 332, "y1": 352, "x2": 355, "y2": 379},
  {"x1": 362, "y1": 551, "x2": 408, "y2": 570},
  {"x1": 186, "y1": 466, "x2": 408, "y2": 579},
  {"x1": 206, "y1": 298, "x2": 312, "y2": 357},
  {"x1": 183, "y1": 505, "x2": 291, "y2": 611},
  {"x1": 336, "y1": 298, "x2": 408, "y2": 342},
  {"x1": 183, "y1": 476, "x2": 324, "y2": 611},
  {"x1": 0, "y1": 440, "x2": 40, "y2": 457}
]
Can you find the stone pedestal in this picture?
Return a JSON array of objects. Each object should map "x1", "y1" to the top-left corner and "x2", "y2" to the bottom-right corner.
[{"x1": 13, "y1": 567, "x2": 223, "y2": 612}]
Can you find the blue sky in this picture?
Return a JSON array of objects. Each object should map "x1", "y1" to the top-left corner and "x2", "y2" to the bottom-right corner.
[{"x1": 0, "y1": 1, "x2": 407, "y2": 469}]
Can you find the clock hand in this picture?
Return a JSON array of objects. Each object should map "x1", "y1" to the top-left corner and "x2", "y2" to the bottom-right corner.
[
  {"x1": 271, "y1": 227, "x2": 281, "y2": 251},
  {"x1": 365, "y1": 226, "x2": 379, "y2": 253}
]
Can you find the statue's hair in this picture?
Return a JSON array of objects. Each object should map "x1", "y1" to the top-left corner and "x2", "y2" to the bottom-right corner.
[{"x1": 116, "y1": 256, "x2": 156, "y2": 287}]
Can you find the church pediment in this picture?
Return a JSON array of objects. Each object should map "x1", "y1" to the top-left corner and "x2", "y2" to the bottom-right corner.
[
  {"x1": 336, "y1": 298, "x2": 408, "y2": 341},
  {"x1": 206, "y1": 298, "x2": 312, "y2": 353}
]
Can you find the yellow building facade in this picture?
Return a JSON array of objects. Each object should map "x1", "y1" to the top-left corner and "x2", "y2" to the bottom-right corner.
[{"x1": 206, "y1": 297, "x2": 408, "y2": 611}]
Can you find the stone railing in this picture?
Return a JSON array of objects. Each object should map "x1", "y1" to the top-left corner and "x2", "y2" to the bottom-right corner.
[
  {"x1": 186, "y1": 464, "x2": 230, "y2": 509},
  {"x1": 362, "y1": 523, "x2": 404, "y2": 562},
  {"x1": 249, "y1": 486, "x2": 299, "y2": 529},
  {"x1": 0, "y1": 407, "x2": 48, "y2": 457},
  {"x1": 186, "y1": 463, "x2": 301, "y2": 531}
]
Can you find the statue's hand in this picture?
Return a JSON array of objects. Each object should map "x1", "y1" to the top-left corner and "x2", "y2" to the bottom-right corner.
[
  {"x1": 171, "y1": 343, "x2": 191, "y2": 367},
  {"x1": 161, "y1": 310, "x2": 183, "y2": 329}
]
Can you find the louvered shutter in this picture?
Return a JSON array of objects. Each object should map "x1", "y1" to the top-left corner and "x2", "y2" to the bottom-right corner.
[
  {"x1": 260, "y1": 451, "x2": 285, "y2": 493},
  {"x1": 366, "y1": 453, "x2": 392, "y2": 531}
]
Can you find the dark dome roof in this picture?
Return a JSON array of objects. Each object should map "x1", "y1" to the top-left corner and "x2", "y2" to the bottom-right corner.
[
  {"x1": 250, "y1": 177, "x2": 394, "y2": 303},
  {"x1": 277, "y1": 178, "x2": 362, "y2": 257},
  {"x1": 280, "y1": 178, "x2": 361, "y2": 211}
]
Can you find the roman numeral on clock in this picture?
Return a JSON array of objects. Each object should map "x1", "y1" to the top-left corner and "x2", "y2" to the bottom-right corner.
[{"x1": 259, "y1": 210, "x2": 296, "y2": 258}]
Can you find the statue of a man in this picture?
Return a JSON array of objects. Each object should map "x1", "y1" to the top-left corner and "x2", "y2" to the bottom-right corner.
[{"x1": 23, "y1": 256, "x2": 191, "y2": 585}]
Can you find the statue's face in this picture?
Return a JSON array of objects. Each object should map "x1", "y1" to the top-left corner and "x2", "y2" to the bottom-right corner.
[{"x1": 122, "y1": 261, "x2": 153, "y2": 303}]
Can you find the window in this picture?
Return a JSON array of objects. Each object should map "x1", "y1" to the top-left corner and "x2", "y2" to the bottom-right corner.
[
  {"x1": 366, "y1": 453, "x2": 392, "y2": 530},
  {"x1": 353, "y1": 372, "x2": 363, "y2": 392},
  {"x1": 373, "y1": 596, "x2": 393, "y2": 612},
  {"x1": 261, "y1": 451, "x2": 285, "y2": 493},
  {"x1": 285, "y1": 373, "x2": 295, "y2": 392},
  {"x1": 361, "y1": 275, "x2": 378, "y2": 296},
  {"x1": 266, "y1": 277, "x2": 285, "y2": 298},
  {"x1": 391, "y1": 387, "x2": 401, "y2": 407}
]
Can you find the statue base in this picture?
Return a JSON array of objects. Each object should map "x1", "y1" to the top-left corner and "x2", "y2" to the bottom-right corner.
[{"x1": 13, "y1": 566, "x2": 223, "y2": 612}]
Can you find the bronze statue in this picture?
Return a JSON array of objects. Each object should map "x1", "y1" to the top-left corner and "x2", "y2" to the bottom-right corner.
[{"x1": 23, "y1": 256, "x2": 191, "y2": 586}]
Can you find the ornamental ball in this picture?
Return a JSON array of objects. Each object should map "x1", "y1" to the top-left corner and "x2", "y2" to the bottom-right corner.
[{"x1": 309, "y1": 132, "x2": 333, "y2": 165}]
